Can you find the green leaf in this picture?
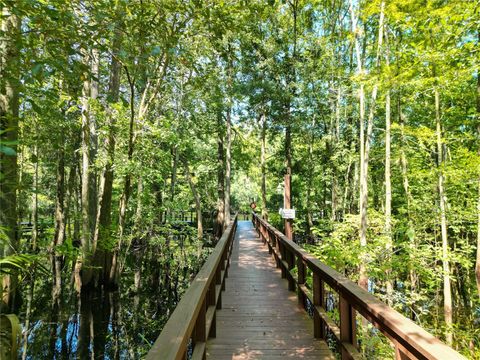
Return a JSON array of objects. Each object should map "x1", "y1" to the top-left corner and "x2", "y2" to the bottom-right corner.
[{"x1": 0, "y1": 145, "x2": 16, "y2": 156}]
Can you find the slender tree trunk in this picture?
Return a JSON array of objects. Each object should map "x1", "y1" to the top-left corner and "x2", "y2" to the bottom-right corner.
[
  {"x1": 75, "y1": 49, "x2": 92, "y2": 292},
  {"x1": 89, "y1": 47, "x2": 99, "y2": 239},
  {"x1": 306, "y1": 116, "x2": 316, "y2": 242},
  {"x1": 350, "y1": 0, "x2": 367, "y2": 289},
  {"x1": 215, "y1": 112, "x2": 225, "y2": 238},
  {"x1": 435, "y1": 83, "x2": 452, "y2": 345},
  {"x1": 224, "y1": 100, "x2": 232, "y2": 227},
  {"x1": 475, "y1": 36, "x2": 480, "y2": 297},
  {"x1": 398, "y1": 98, "x2": 412, "y2": 210},
  {"x1": 260, "y1": 110, "x2": 268, "y2": 220},
  {"x1": 183, "y1": 159, "x2": 203, "y2": 240},
  {"x1": 384, "y1": 88, "x2": 393, "y2": 303},
  {"x1": 0, "y1": 6, "x2": 21, "y2": 311},
  {"x1": 284, "y1": 121, "x2": 293, "y2": 240},
  {"x1": 109, "y1": 52, "x2": 169, "y2": 285},
  {"x1": 31, "y1": 142, "x2": 38, "y2": 251},
  {"x1": 170, "y1": 145, "x2": 179, "y2": 202},
  {"x1": 52, "y1": 138, "x2": 66, "y2": 299},
  {"x1": 21, "y1": 281, "x2": 34, "y2": 360},
  {"x1": 384, "y1": 29, "x2": 393, "y2": 304},
  {"x1": 353, "y1": 0, "x2": 385, "y2": 290},
  {"x1": 110, "y1": 69, "x2": 135, "y2": 286},
  {"x1": 93, "y1": 18, "x2": 122, "y2": 287}
]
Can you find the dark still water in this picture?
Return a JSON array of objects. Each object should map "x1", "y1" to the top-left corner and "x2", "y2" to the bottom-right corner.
[{"x1": 17, "y1": 231, "x2": 212, "y2": 359}]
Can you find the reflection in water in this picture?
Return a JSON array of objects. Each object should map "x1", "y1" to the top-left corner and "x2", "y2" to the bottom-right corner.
[{"x1": 18, "y1": 229, "x2": 212, "y2": 359}]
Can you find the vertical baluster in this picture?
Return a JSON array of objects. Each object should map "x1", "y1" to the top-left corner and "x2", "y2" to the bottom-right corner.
[
  {"x1": 339, "y1": 294, "x2": 357, "y2": 359},
  {"x1": 221, "y1": 249, "x2": 227, "y2": 290},
  {"x1": 207, "y1": 280, "x2": 216, "y2": 338},
  {"x1": 286, "y1": 248, "x2": 295, "y2": 291},
  {"x1": 313, "y1": 272, "x2": 325, "y2": 339},
  {"x1": 279, "y1": 242, "x2": 286, "y2": 279},
  {"x1": 394, "y1": 342, "x2": 410, "y2": 360},
  {"x1": 297, "y1": 256, "x2": 306, "y2": 306},
  {"x1": 267, "y1": 231, "x2": 273, "y2": 254},
  {"x1": 193, "y1": 298, "x2": 206, "y2": 359}
]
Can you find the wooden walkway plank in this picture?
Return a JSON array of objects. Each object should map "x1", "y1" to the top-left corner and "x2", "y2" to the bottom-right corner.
[{"x1": 206, "y1": 221, "x2": 334, "y2": 360}]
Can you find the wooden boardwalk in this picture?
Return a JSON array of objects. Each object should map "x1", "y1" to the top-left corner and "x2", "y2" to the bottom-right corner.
[{"x1": 206, "y1": 221, "x2": 334, "y2": 360}]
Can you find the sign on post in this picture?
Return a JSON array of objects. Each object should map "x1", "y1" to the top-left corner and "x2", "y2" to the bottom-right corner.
[{"x1": 279, "y1": 208, "x2": 296, "y2": 219}]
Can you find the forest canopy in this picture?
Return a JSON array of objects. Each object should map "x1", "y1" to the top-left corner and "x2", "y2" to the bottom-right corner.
[{"x1": 0, "y1": 0, "x2": 479, "y2": 358}]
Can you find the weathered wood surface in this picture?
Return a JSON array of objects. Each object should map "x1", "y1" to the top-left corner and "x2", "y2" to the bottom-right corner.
[
  {"x1": 206, "y1": 221, "x2": 334, "y2": 360},
  {"x1": 252, "y1": 213, "x2": 467, "y2": 360},
  {"x1": 147, "y1": 217, "x2": 237, "y2": 360}
]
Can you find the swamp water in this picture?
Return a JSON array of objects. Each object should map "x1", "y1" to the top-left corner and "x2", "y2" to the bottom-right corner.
[{"x1": 15, "y1": 228, "x2": 213, "y2": 359}]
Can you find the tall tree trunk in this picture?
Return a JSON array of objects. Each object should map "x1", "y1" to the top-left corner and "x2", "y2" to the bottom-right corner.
[
  {"x1": 0, "y1": 6, "x2": 21, "y2": 311},
  {"x1": 224, "y1": 98, "x2": 232, "y2": 227},
  {"x1": 435, "y1": 83, "x2": 452, "y2": 345},
  {"x1": 109, "y1": 69, "x2": 135, "y2": 286},
  {"x1": 352, "y1": 0, "x2": 384, "y2": 290},
  {"x1": 475, "y1": 33, "x2": 480, "y2": 298},
  {"x1": 52, "y1": 138, "x2": 66, "y2": 299},
  {"x1": 170, "y1": 145, "x2": 179, "y2": 202},
  {"x1": 260, "y1": 110, "x2": 268, "y2": 220},
  {"x1": 31, "y1": 142, "x2": 38, "y2": 251},
  {"x1": 350, "y1": 0, "x2": 367, "y2": 289},
  {"x1": 305, "y1": 116, "x2": 316, "y2": 242},
  {"x1": 93, "y1": 17, "x2": 122, "y2": 287},
  {"x1": 384, "y1": 29, "x2": 393, "y2": 304},
  {"x1": 216, "y1": 112, "x2": 225, "y2": 238},
  {"x1": 109, "y1": 51, "x2": 169, "y2": 285},
  {"x1": 384, "y1": 88, "x2": 393, "y2": 304},
  {"x1": 183, "y1": 159, "x2": 203, "y2": 240},
  {"x1": 75, "y1": 49, "x2": 92, "y2": 292},
  {"x1": 398, "y1": 98, "x2": 412, "y2": 211},
  {"x1": 89, "y1": 47, "x2": 99, "y2": 240}
]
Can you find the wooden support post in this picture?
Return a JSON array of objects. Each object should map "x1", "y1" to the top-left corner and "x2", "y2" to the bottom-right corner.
[
  {"x1": 209, "y1": 311, "x2": 217, "y2": 339},
  {"x1": 313, "y1": 272, "x2": 325, "y2": 339},
  {"x1": 394, "y1": 342, "x2": 411, "y2": 360},
  {"x1": 215, "y1": 267, "x2": 222, "y2": 309},
  {"x1": 193, "y1": 299, "x2": 206, "y2": 359},
  {"x1": 279, "y1": 243, "x2": 286, "y2": 279},
  {"x1": 339, "y1": 294, "x2": 357, "y2": 359},
  {"x1": 286, "y1": 249, "x2": 295, "y2": 291},
  {"x1": 297, "y1": 256, "x2": 306, "y2": 306},
  {"x1": 207, "y1": 280, "x2": 216, "y2": 338}
]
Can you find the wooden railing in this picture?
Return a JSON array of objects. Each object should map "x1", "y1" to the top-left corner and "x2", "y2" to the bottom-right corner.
[
  {"x1": 146, "y1": 215, "x2": 237, "y2": 360},
  {"x1": 252, "y1": 213, "x2": 465, "y2": 360}
]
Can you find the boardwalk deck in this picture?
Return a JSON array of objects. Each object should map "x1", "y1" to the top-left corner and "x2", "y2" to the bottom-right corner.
[{"x1": 206, "y1": 221, "x2": 334, "y2": 360}]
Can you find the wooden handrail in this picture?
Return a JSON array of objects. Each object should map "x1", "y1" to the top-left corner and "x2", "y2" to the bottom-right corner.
[
  {"x1": 252, "y1": 212, "x2": 465, "y2": 360},
  {"x1": 146, "y1": 215, "x2": 238, "y2": 360}
]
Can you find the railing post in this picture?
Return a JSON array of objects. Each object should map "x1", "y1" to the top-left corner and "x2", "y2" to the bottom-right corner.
[
  {"x1": 207, "y1": 279, "x2": 216, "y2": 338},
  {"x1": 286, "y1": 248, "x2": 295, "y2": 291},
  {"x1": 297, "y1": 256, "x2": 306, "y2": 306},
  {"x1": 313, "y1": 272, "x2": 325, "y2": 339},
  {"x1": 193, "y1": 299, "x2": 207, "y2": 359},
  {"x1": 339, "y1": 294, "x2": 357, "y2": 359},
  {"x1": 267, "y1": 231, "x2": 273, "y2": 254},
  {"x1": 220, "y1": 249, "x2": 227, "y2": 291},
  {"x1": 279, "y1": 242, "x2": 286, "y2": 278},
  {"x1": 215, "y1": 267, "x2": 222, "y2": 309},
  {"x1": 394, "y1": 342, "x2": 411, "y2": 360}
]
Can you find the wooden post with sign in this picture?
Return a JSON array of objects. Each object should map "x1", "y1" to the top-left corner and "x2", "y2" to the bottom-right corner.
[{"x1": 284, "y1": 173, "x2": 293, "y2": 240}]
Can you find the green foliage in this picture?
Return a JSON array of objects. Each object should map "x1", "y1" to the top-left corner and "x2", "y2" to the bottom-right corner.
[{"x1": 0, "y1": 314, "x2": 20, "y2": 360}]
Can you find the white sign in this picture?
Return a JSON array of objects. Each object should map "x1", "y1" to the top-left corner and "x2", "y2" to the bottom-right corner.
[{"x1": 280, "y1": 208, "x2": 296, "y2": 219}]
